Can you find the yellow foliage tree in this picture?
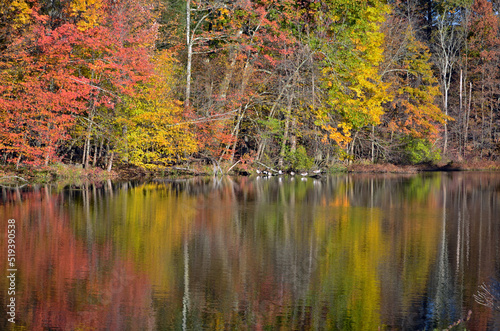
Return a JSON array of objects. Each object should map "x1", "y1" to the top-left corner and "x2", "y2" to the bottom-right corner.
[
  {"x1": 122, "y1": 50, "x2": 198, "y2": 170},
  {"x1": 314, "y1": 0, "x2": 392, "y2": 150},
  {"x1": 0, "y1": 1, "x2": 29, "y2": 25},
  {"x1": 70, "y1": 0, "x2": 104, "y2": 31}
]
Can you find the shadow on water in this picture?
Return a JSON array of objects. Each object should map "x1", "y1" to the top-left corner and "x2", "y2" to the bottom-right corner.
[{"x1": 0, "y1": 172, "x2": 499, "y2": 330}]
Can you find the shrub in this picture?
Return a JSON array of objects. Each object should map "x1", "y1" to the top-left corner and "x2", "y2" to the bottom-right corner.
[
  {"x1": 403, "y1": 137, "x2": 441, "y2": 164},
  {"x1": 285, "y1": 145, "x2": 314, "y2": 169}
]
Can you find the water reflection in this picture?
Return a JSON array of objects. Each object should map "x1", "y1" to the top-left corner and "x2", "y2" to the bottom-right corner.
[{"x1": 1, "y1": 173, "x2": 499, "y2": 330}]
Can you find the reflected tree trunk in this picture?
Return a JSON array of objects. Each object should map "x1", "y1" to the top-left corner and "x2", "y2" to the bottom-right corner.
[{"x1": 182, "y1": 238, "x2": 190, "y2": 331}]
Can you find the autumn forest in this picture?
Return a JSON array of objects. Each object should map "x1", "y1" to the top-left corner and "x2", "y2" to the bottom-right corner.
[{"x1": 1, "y1": 0, "x2": 499, "y2": 174}]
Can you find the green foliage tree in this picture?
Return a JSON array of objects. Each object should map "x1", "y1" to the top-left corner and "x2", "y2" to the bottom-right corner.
[{"x1": 314, "y1": 0, "x2": 391, "y2": 154}]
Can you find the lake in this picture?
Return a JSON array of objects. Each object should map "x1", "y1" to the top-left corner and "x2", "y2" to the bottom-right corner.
[{"x1": 1, "y1": 172, "x2": 499, "y2": 330}]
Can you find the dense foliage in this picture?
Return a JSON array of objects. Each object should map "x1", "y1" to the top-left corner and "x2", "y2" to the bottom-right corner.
[{"x1": 0, "y1": 0, "x2": 498, "y2": 172}]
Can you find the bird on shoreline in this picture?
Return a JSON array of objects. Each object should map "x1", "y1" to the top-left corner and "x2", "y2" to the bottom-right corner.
[{"x1": 254, "y1": 168, "x2": 322, "y2": 178}]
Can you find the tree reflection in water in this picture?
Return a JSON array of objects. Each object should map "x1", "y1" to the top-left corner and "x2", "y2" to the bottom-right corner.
[{"x1": 0, "y1": 172, "x2": 499, "y2": 330}]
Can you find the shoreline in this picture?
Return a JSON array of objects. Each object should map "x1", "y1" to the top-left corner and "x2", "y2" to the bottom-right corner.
[
  {"x1": 1, "y1": 160, "x2": 499, "y2": 186},
  {"x1": 346, "y1": 160, "x2": 500, "y2": 174}
]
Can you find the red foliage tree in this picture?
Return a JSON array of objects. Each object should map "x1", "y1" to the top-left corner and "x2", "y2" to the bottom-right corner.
[
  {"x1": 0, "y1": 0, "x2": 157, "y2": 167},
  {"x1": 0, "y1": 10, "x2": 90, "y2": 166},
  {"x1": 466, "y1": 0, "x2": 500, "y2": 157},
  {"x1": 187, "y1": 0, "x2": 300, "y2": 163}
]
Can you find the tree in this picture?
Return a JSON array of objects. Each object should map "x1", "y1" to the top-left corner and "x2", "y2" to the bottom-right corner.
[
  {"x1": 0, "y1": 13, "x2": 91, "y2": 166},
  {"x1": 0, "y1": 0, "x2": 31, "y2": 51},
  {"x1": 313, "y1": 0, "x2": 392, "y2": 159},
  {"x1": 432, "y1": 0, "x2": 471, "y2": 155},
  {"x1": 182, "y1": 0, "x2": 301, "y2": 165},
  {"x1": 382, "y1": 24, "x2": 449, "y2": 163},
  {"x1": 466, "y1": 0, "x2": 500, "y2": 158},
  {"x1": 121, "y1": 50, "x2": 198, "y2": 169},
  {"x1": 0, "y1": 0, "x2": 159, "y2": 169},
  {"x1": 184, "y1": 0, "x2": 228, "y2": 109},
  {"x1": 75, "y1": 0, "x2": 158, "y2": 169}
]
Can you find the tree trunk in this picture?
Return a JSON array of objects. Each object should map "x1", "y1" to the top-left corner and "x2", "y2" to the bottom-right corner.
[
  {"x1": 16, "y1": 155, "x2": 21, "y2": 170},
  {"x1": 256, "y1": 139, "x2": 266, "y2": 162},
  {"x1": 290, "y1": 116, "x2": 297, "y2": 155},
  {"x1": 349, "y1": 131, "x2": 358, "y2": 160},
  {"x1": 122, "y1": 125, "x2": 128, "y2": 163},
  {"x1": 435, "y1": 12, "x2": 462, "y2": 157},
  {"x1": 239, "y1": 59, "x2": 252, "y2": 96},
  {"x1": 371, "y1": 125, "x2": 375, "y2": 163},
  {"x1": 229, "y1": 112, "x2": 243, "y2": 164},
  {"x1": 44, "y1": 148, "x2": 51, "y2": 166},
  {"x1": 459, "y1": 69, "x2": 463, "y2": 154},
  {"x1": 258, "y1": 59, "x2": 307, "y2": 162},
  {"x1": 82, "y1": 136, "x2": 88, "y2": 166},
  {"x1": 278, "y1": 93, "x2": 293, "y2": 168},
  {"x1": 223, "y1": 59, "x2": 253, "y2": 163},
  {"x1": 489, "y1": 102, "x2": 494, "y2": 157},
  {"x1": 218, "y1": 46, "x2": 239, "y2": 102},
  {"x1": 83, "y1": 109, "x2": 95, "y2": 168},
  {"x1": 45, "y1": 123, "x2": 53, "y2": 166},
  {"x1": 311, "y1": 53, "x2": 316, "y2": 110},
  {"x1": 92, "y1": 138, "x2": 99, "y2": 167},
  {"x1": 107, "y1": 151, "x2": 114, "y2": 172},
  {"x1": 443, "y1": 85, "x2": 449, "y2": 155},
  {"x1": 84, "y1": 133, "x2": 91, "y2": 169},
  {"x1": 427, "y1": 0, "x2": 433, "y2": 40},
  {"x1": 104, "y1": 142, "x2": 109, "y2": 167},
  {"x1": 97, "y1": 138, "x2": 103, "y2": 167},
  {"x1": 204, "y1": 59, "x2": 213, "y2": 107},
  {"x1": 464, "y1": 82, "x2": 472, "y2": 157},
  {"x1": 480, "y1": 81, "x2": 485, "y2": 157},
  {"x1": 185, "y1": 0, "x2": 192, "y2": 110}
]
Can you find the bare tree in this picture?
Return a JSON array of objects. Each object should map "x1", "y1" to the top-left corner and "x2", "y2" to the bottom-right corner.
[
  {"x1": 185, "y1": 0, "x2": 227, "y2": 109},
  {"x1": 432, "y1": 4, "x2": 466, "y2": 155}
]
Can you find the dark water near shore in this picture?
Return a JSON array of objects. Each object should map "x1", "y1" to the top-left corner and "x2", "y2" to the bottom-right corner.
[{"x1": 1, "y1": 172, "x2": 499, "y2": 330}]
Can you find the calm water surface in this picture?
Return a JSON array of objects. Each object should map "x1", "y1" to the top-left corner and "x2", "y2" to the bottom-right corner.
[{"x1": 1, "y1": 172, "x2": 500, "y2": 330}]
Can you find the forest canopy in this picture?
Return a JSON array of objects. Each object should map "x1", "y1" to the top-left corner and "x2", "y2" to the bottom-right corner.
[{"x1": 0, "y1": 0, "x2": 498, "y2": 173}]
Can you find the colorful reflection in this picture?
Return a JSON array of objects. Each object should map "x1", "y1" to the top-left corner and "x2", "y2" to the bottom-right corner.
[{"x1": 1, "y1": 173, "x2": 499, "y2": 330}]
